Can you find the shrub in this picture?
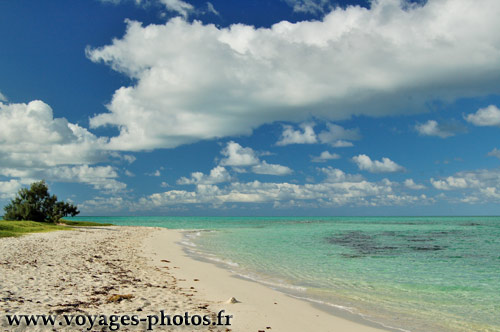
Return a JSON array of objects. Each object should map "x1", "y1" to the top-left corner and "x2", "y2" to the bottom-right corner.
[{"x1": 3, "y1": 181, "x2": 79, "y2": 223}]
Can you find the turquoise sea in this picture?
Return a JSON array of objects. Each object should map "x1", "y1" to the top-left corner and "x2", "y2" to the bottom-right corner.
[{"x1": 68, "y1": 216, "x2": 500, "y2": 332}]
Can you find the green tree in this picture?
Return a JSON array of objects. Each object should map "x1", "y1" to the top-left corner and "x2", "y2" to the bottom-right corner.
[{"x1": 3, "y1": 181, "x2": 79, "y2": 223}]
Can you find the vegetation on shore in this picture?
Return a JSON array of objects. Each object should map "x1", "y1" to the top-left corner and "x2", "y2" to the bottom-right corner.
[
  {"x1": 0, "y1": 219, "x2": 114, "y2": 238},
  {"x1": 0, "y1": 181, "x2": 113, "y2": 237},
  {"x1": 3, "y1": 180, "x2": 79, "y2": 223},
  {"x1": 59, "y1": 219, "x2": 114, "y2": 227},
  {"x1": 0, "y1": 220, "x2": 68, "y2": 237}
]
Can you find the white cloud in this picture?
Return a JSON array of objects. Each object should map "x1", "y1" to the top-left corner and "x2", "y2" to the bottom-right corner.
[
  {"x1": 0, "y1": 100, "x2": 129, "y2": 194},
  {"x1": 121, "y1": 154, "x2": 136, "y2": 164},
  {"x1": 45, "y1": 165, "x2": 126, "y2": 192},
  {"x1": 282, "y1": 0, "x2": 332, "y2": 14},
  {"x1": 87, "y1": 0, "x2": 500, "y2": 151},
  {"x1": 404, "y1": 179, "x2": 426, "y2": 190},
  {"x1": 219, "y1": 141, "x2": 259, "y2": 167},
  {"x1": 79, "y1": 196, "x2": 129, "y2": 213},
  {"x1": 0, "y1": 165, "x2": 127, "y2": 193},
  {"x1": 138, "y1": 177, "x2": 429, "y2": 209},
  {"x1": 311, "y1": 151, "x2": 340, "y2": 162},
  {"x1": 465, "y1": 105, "x2": 500, "y2": 127},
  {"x1": 429, "y1": 169, "x2": 500, "y2": 192},
  {"x1": 276, "y1": 122, "x2": 359, "y2": 147},
  {"x1": 0, "y1": 179, "x2": 22, "y2": 199},
  {"x1": 430, "y1": 176, "x2": 468, "y2": 190},
  {"x1": 276, "y1": 123, "x2": 317, "y2": 145},
  {"x1": 318, "y1": 123, "x2": 360, "y2": 147},
  {"x1": 251, "y1": 161, "x2": 293, "y2": 176},
  {"x1": 321, "y1": 167, "x2": 363, "y2": 183},
  {"x1": 352, "y1": 154, "x2": 404, "y2": 173},
  {"x1": 0, "y1": 91, "x2": 7, "y2": 102},
  {"x1": 430, "y1": 168, "x2": 500, "y2": 203},
  {"x1": 415, "y1": 120, "x2": 464, "y2": 138},
  {"x1": 0, "y1": 100, "x2": 108, "y2": 168},
  {"x1": 123, "y1": 155, "x2": 136, "y2": 163},
  {"x1": 218, "y1": 142, "x2": 292, "y2": 175},
  {"x1": 110, "y1": 152, "x2": 136, "y2": 164},
  {"x1": 160, "y1": 0, "x2": 194, "y2": 18},
  {"x1": 177, "y1": 165, "x2": 232, "y2": 184},
  {"x1": 487, "y1": 148, "x2": 500, "y2": 159}
]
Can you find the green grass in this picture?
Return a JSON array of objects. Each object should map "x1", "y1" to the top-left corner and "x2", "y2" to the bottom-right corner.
[
  {"x1": 0, "y1": 219, "x2": 114, "y2": 238},
  {"x1": 59, "y1": 219, "x2": 114, "y2": 227},
  {"x1": 0, "y1": 220, "x2": 69, "y2": 238}
]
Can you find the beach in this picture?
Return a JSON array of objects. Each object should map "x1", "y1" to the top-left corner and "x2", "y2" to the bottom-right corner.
[{"x1": 0, "y1": 226, "x2": 390, "y2": 332}]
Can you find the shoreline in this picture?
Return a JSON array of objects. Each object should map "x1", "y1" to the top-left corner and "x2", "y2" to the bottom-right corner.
[
  {"x1": 0, "y1": 225, "x2": 395, "y2": 331},
  {"x1": 143, "y1": 227, "x2": 393, "y2": 332}
]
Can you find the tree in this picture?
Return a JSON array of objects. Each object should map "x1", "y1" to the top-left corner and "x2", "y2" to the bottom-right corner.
[{"x1": 3, "y1": 181, "x2": 79, "y2": 223}]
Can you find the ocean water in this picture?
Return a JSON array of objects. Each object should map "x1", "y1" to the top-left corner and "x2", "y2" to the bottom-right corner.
[{"x1": 68, "y1": 216, "x2": 500, "y2": 332}]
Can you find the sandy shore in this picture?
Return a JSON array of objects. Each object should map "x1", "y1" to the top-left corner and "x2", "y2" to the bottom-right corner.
[{"x1": 0, "y1": 226, "x2": 391, "y2": 331}]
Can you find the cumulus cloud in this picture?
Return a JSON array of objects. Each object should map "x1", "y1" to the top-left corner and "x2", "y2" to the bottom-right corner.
[
  {"x1": 177, "y1": 165, "x2": 232, "y2": 184},
  {"x1": 0, "y1": 91, "x2": 7, "y2": 102},
  {"x1": 160, "y1": 0, "x2": 194, "y2": 18},
  {"x1": 429, "y1": 168, "x2": 500, "y2": 203},
  {"x1": 0, "y1": 179, "x2": 22, "y2": 199},
  {"x1": 283, "y1": 0, "x2": 333, "y2": 14},
  {"x1": 404, "y1": 179, "x2": 426, "y2": 190},
  {"x1": 465, "y1": 105, "x2": 500, "y2": 127},
  {"x1": 276, "y1": 123, "x2": 317, "y2": 145},
  {"x1": 311, "y1": 151, "x2": 340, "y2": 162},
  {"x1": 321, "y1": 166, "x2": 363, "y2": 183},
  {"x1": 46, "y1": 165, "x2": 126, "y2": 192},
  {"x1": 479, "y1": 187, "x2": 500, "y2": 200},
  {"x1": 0, "y1": 165, "x2": 126, "y2": 193},
  {"x1": 276, "y1": 122, "x2": 358, "y2": 147},
  {"x1": 251, "y1": 161, "x2": 293, "y2": 175},
  {"x1": 430, "y1": 176, "x2": 468, "y2": 190},
  {"x1": 110, "y1": 152, "x2": 136, "y2": 164},
  {"x1": 79, "y1": 196, "x2": 129, "y2": 213},
  {"x1": 352, "y1": 154, "x2": 404, "y2": 173},
  {"x1": 218, "y1": 142, "x2": 292, "y2": 175},
  {"x1": 0, "y1": 99, "x2": 131, "y2": 194},
  {"x1": 87, "y1": 0, "x2": 500, "y2": 151},
  {"x1": 138, "y1": 176, "x2": 429, "y2": 209},
  {"x1": 0, "y1": 100, "x2": 108, "y2": 168},
  {"x1": 318, "y1": 123, "x2": 361, "y2": 146},
  {"x1": 415, "y1": 120, "x2": 465, "y2": 138},
  {"x1": 219, "y1": 141, "x2": 259, "y2": 166}
]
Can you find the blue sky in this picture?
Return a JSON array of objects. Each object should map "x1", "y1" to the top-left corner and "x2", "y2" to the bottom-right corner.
[{"x1": 1, "y1": 0, "x2": 500, "y2": 216}]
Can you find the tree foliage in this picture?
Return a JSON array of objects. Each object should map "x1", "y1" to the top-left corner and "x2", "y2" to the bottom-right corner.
[{"x1": 3, "y1": 181, "x2": 79, "y2": 223}]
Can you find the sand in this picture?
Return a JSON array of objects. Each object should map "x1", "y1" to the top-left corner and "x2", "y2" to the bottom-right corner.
[{"x1": 0, "y1": 226, "x2": 392, "y2": 332}]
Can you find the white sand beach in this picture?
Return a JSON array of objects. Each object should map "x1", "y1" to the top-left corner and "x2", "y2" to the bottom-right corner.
[{"x1": 0, "y1": 226, "x2": 391, "y2": 332}]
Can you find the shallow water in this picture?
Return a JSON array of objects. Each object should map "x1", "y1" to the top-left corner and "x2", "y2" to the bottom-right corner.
[{"x1": 69, "y1": 216, "x2": 500, "y2": 332}]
